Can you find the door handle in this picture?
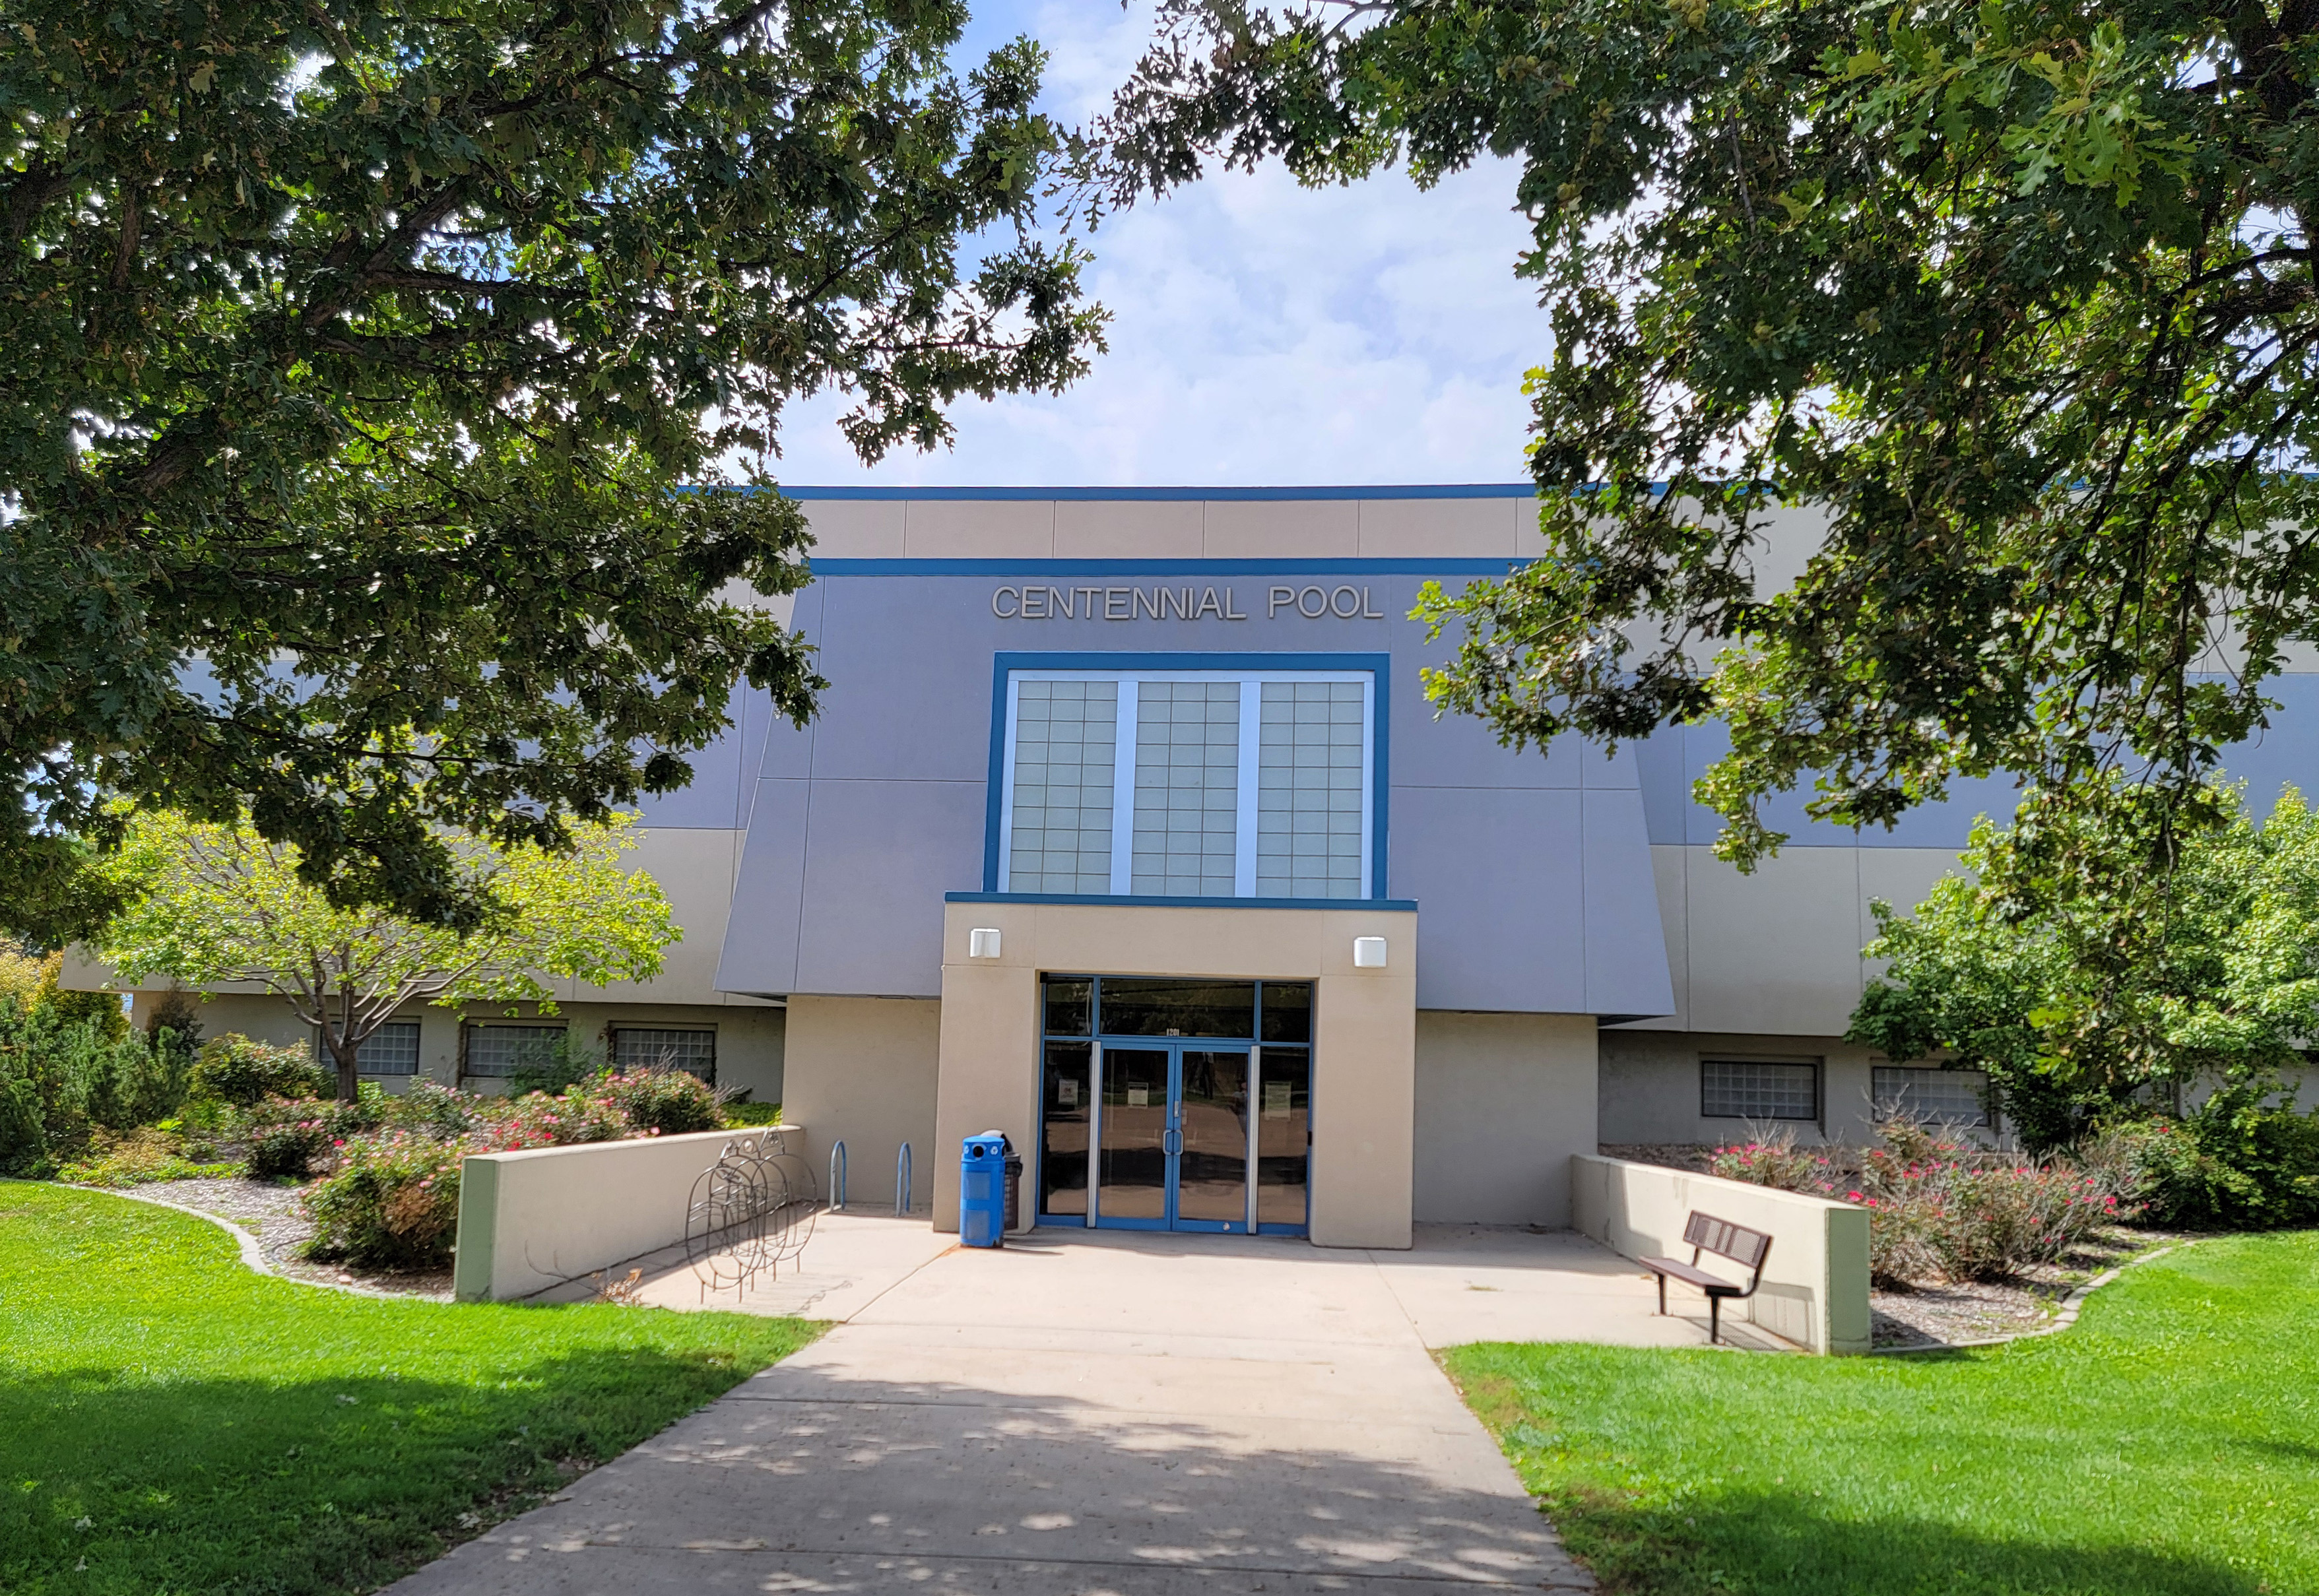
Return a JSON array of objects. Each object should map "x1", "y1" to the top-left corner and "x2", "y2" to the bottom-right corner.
[{"x1": 1163, "y1": 1127, "x2": 1181, "y2": 1157}]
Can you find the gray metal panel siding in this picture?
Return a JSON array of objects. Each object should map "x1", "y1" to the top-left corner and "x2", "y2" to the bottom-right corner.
[
  {"x1": 792, "y1": 779, "x2": 985, "y2": 996},
  {"x1": 804, "y1": 580, "x2": 996, "y2": 780},
  {"x1": 713, "y1": 778, "x2": 810, "y2": 994},
  {"x1": 1582, "y1": 783, "x2": 1678, "y2": 1016},
  {"x1": 1390, "y1": 784, "x2": 1587, "y2": 1011},
  {"x1": 719, "y1": 568, "x2": 1676, "y2": 1012}
]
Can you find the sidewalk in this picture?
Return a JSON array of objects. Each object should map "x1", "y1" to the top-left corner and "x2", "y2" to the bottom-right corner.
[{"x1": 392, "y1": 1224, "x2": 1779, "y2": 1594}]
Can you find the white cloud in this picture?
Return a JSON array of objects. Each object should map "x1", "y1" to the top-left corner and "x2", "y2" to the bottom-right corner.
[{"x1": 766, "y1": 0, "x2": 1551, "y2": 488}]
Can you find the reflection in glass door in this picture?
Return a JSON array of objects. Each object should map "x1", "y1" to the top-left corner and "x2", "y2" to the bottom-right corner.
[
  {"x1": 1252, "y1": 1046, "x2": 1311, "y2": 1231},
  {"x1": 1175, "y1": 1050, "x2": 1251, "y2": 1229},
  {"x1": 1096, "y1": 1046, "x2": 1170, "y2": 1223}
]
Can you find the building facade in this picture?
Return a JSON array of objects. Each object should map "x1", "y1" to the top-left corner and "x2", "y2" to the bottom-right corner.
[{"x1": 106, "y1": 486, "x2": 2319, "y2": 1246}]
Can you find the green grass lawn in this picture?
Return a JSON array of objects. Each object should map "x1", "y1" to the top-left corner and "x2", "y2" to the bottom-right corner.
[
  {"x1": 0, "y1": 1180, "x2": 822, "y2": 1595},
  {"x1": 1447, "y1": 1231, "x2": 2319, "y2": 1595}
]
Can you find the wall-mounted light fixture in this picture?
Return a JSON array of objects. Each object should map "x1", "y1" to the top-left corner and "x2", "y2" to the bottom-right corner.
[
  {"x1": 1352, "y1": 936, "x2": 1388, "y2": 969},
  {"x1": 968, "y1": 927, "x2": 1002, "y2": 959}
]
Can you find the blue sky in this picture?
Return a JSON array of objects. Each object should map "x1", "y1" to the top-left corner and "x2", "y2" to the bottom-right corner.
[{"x1": 768, "y1": 0, "x2": 1551, "y2": 489}]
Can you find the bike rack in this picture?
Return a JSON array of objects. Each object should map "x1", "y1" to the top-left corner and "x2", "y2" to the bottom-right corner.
[
  {"x1": 896, "y1": 1141, "x2": 913, "y2": 1217},
  {"x1": 828, "y1": 1140, "x2": 847, "y2": 1212}
]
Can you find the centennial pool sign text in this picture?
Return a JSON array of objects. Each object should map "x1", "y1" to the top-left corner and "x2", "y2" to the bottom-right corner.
[{"x1": 991, "y1": 585, "x2": 1386, "y2": 621}]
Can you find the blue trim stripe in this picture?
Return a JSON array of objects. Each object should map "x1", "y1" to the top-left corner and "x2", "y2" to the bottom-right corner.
[
  {"x1": 812, "y1": 558, "x2": 1531, "y2": 576},
  {"x1": 947, "y1": 892, "x2": 1419, "y2": 910},
  {"x1": 779, "y1": 484, "x2": 1537, "y2": 502}
]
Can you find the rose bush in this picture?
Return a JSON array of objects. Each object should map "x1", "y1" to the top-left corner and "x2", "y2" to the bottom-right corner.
[{"x1": 1714, "y1": 1121, "x2": 2128, "y2": 1287}]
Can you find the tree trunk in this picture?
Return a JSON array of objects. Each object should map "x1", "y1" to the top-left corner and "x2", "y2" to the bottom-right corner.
[{"x1": 326, "y1": 1036, "x2": 360, "y2": 1102}]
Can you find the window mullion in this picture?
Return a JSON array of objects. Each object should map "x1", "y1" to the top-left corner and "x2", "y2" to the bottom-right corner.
[
  {"x1": 998, "y1": 674, "x2": 1022, "y2": 891},
  {"x1": 1233, "y1": 680, "x2": 1259, "y2": 896},
  {"x1": 1361, "y1": 675, "x2": 1377, "y2": 899},
  {"x1": 1109, "y1": 680, "x2": 1138, "y2": 895}
]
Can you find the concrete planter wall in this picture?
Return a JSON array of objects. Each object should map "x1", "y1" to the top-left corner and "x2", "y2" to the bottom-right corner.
[
  {"x1": 452, "y1": 1124, "x2": 807, "y2": 1302},
  {"x1": 1570, "y1": 1153, "x2": 1871, "y2": 1354}
]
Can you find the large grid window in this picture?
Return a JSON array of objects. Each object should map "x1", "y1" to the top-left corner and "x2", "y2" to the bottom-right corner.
[
  {"x1": 1701, "y1": 1058, "x2": 1819, "y2": 1122},
  {"x1": 998, "y1": 668, "x2": 1376, "y2": 900},
  {"x1": 1007, "y1": 681, "x2": 1117, "y2": 892},
  {"x1": 1873, "y1": 1066, "x2": 1990, "y2": 1128},
  {"x1": 1257, "y1": 682, "x2": 1365, "y2": 899},
  {"x1": 613, "y1": 1027, "x2": 717, "y2": 1082},
  {"x1": 315, "y1": 1021, "x2": 421, "y2": 1077},
  {"x1": 464, "y1": 1023, "x2": 565, "y2": 1079},
  {"x1": 1132, "y1": 682, "x2": 1241, "y2": 894}
]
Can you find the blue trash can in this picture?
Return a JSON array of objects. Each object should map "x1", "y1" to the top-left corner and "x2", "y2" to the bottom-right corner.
[{"x1": 960, "y1": 1132, "x2": 1008, "y2": 1248}]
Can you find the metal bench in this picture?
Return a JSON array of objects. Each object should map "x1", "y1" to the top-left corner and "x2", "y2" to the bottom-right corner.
[{"x1": 1639, "y1": 1212, "x2": 1772, "y2": 1345}]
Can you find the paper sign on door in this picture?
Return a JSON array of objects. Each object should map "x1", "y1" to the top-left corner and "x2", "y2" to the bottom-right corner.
[
  {"x1": 1264, "y1": 1081, "x2": 1293, "y2": 1120},
  {"x1": 1057, "y1": 1079, "x2": 1079, "y2": 1107},
  {"x1": 1127, "y1": 1087, "x2": 1150, "y2": 1106}
]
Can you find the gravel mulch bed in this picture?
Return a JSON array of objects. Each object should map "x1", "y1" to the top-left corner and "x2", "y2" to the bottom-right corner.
[
  {"x1": 126, "y1": 1176, "x2": 453, "y2": 1300},
  {"x1": 1596, "y1": 1142, "x2": 2187, "y2": 1351}
]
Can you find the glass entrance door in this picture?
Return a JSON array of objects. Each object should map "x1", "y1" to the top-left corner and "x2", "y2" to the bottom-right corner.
[
  {"x1": 1037, "y1": 975, "x2": 1310, "y2": 1236},
  {"x1": 1089, "y1": 1042, "x2": 1253, "y2": 1232},
  {"x1": 1095, "y1": 1046, "x2": 1171, "y2": 1223}
]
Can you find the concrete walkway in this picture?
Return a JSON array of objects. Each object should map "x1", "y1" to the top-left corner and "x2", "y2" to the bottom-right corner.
[{"x1": 395, "y1": 1224, "x2": 1779, "y2": 1595}]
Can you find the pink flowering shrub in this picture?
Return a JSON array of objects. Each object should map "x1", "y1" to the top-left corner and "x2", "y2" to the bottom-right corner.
[
  {"x1": 599, "y1": 1066, "x2": 721, "y2": 1135},
  {"x1": 1709, "y1": 1135, "x2": 1833, "y2": 1192},
  {"x1": 241, "y1": 1097, "x2": 341, "y2": 1179},
  {"x1": 1712, "y1": 1120, "x2": 2124, "y2": 1287},
  {"x1": 304, "y1": 1132, "x2": 468, "y2": 1269},
  {"x1": 296, "y1": 1079, "x2": 680, "y2": 1267}
]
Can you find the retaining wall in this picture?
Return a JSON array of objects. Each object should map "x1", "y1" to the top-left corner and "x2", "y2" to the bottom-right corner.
[
  {"x1": 452, "y1": 1124, "x2": 807, "y2": 1302},
  {"x1": 1570, "y1": 1153, "x2": 1871, "y2": 1354}
]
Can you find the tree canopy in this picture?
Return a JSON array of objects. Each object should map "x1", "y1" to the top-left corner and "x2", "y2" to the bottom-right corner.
[
  {"x1": 95, "y1": 808, "x2": 676, "y2": 1101},
  {"x1": 1089, "y1": 0, "x2": 2319, "y2": 872},
  {"x1": 2, "y1": 0, "x2": 1104, "y2": 943},
  {"x1": 1851, "y1": 781, "x2": 2319, "y2": 1150}
]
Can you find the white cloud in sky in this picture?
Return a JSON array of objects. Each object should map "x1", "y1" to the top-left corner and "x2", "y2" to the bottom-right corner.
[{"x1": 766, "y1": 0, "x2": 1551, "y2": 488}]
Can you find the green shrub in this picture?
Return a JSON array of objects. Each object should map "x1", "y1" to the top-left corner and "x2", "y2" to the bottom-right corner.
[
  {"x1": 240, "y1": 1098, "x2": 340, "y2": 1180},
  {"x1": 374, "y1": 1078, "x2": 491, "y2": 1139},
  {"x1": 601, "y1": 1066, "x2": 721, "y2": 1135},
  {"x1": 2085, "y1": 1090, "x2": 2319, "y2": 1229},
  {"x1": 188, "y1": 1034, "x2": 330, "y2": 1106},
  {"x1": 722, "y1": 1100, "x2": 781, "y2": 1127},
  {"x1": 0, "y1": 995, "x2": 186, "y2": 1173},
  {"x1": 57, "y1": 1124, "x2": 238, "y2": 1186},
  {"x1": 506, "y1": 1033, "x2": 601, "y2": 1098},
  {"x1": 303, "y1": 1132, "x2": 466, "y2": 1269}
]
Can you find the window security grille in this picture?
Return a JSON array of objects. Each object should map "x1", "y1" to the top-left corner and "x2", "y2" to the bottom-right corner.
[
  {"x1": 1872, "y1": 1066, "x2": 1990, "y2": 1128},
  {"x1": 463, "y1": 1024, "x2": 565, "y2": 1079},
  {"x1": 314, "y1": 1021, "x2": 421, "y2": 1076},
  {"x1": 612, "y1": 1027, "x2": 716, "y2": 1083},
  {"x1": 1701, "y1": 1059, "x2": 1819, "y2": 1121}
]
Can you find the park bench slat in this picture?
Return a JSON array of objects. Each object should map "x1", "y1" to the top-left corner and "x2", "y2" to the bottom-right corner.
[{"x1": 1639, "y1": 1210, "x2": 1773, "y2": 1345}]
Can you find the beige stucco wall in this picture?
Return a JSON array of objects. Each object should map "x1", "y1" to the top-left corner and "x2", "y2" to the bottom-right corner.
[
  {"x1": 1570, "y1": 1153, "x2": 1871, "y2": 1354},
  {"x1": 931, "y1": 899, "x2": 1418, "y2": 1248},
  {"x1": 781, "y1": 995, "x2": 941, "y2": 1212},
  {"x1": 130, "y1": 990, "x2": 784, "y2": 1101},
  {"x1": 800, "y1": 495, "x2": 1540, "y2": 561},
  {"x1": 453, "y1": 1124, "x2": 808, "y2": 1301},
  {"x1": 1412, "y1": 1011, "x2": 1597, "y2": 1227},
  {"x1": 1636, "y1": 844, "x2": 1961, "y2": 1037}
]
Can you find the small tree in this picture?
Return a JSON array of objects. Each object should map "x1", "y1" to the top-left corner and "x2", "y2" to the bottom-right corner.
[
  {"x1": 1849, "y1": 782, "x2": 2319, "y2": 1150},
  {"x1": 95, "y1": 812, "x2": 676, "y2": 1101}
]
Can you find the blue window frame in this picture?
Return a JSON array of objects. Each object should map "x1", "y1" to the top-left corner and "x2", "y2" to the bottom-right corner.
[{"x1": 983, "y1": 653, "x2": 1391, "y2": 900}]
